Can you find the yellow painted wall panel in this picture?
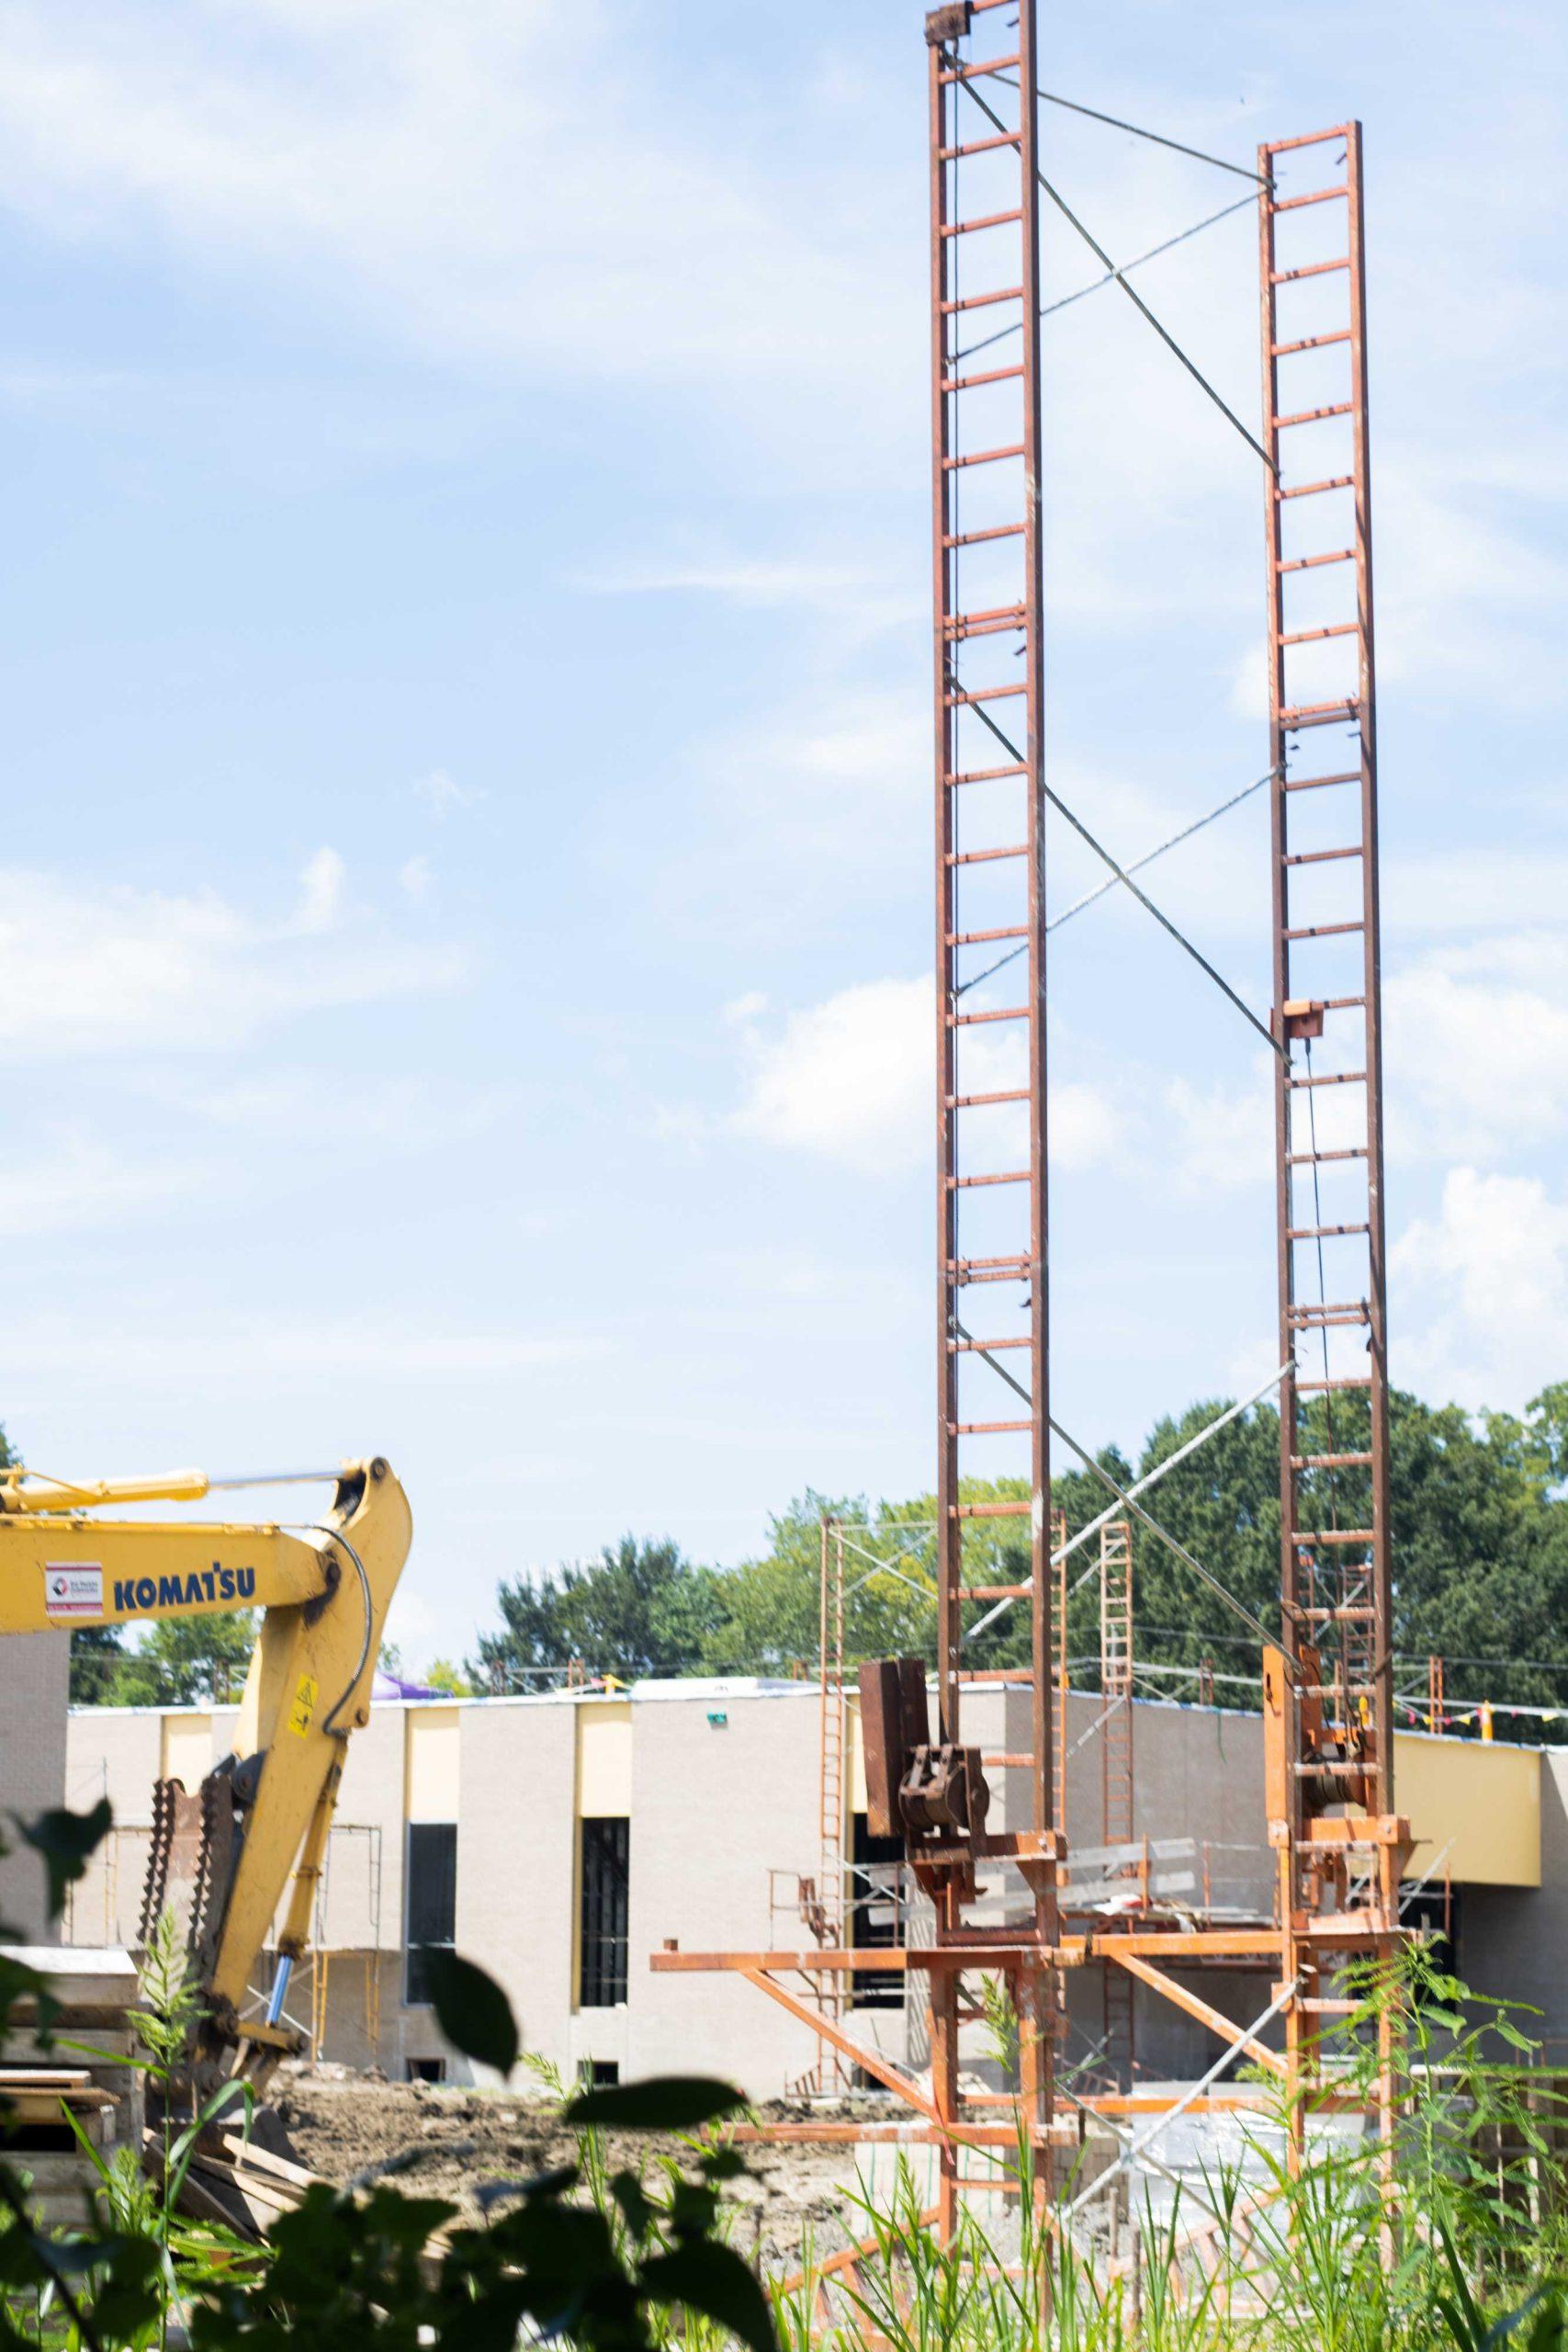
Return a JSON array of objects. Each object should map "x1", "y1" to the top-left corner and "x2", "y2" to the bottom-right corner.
[
  {"x1": 849, "y1": 1701, "x2": 866, "y2": 1817},
  {"x1": 577, "y1": 1703, "x2": 632, "y2": 1817},
  {"x1": 1394, "y1": 1732, "x2": 1540, "y2": 1887},
  {"x1": 162, "y1": 1714, "x2": 211, "y2": 1791},
  {"x1": 405, "y1": 1707, "x2": 461, "y2": 1822}
]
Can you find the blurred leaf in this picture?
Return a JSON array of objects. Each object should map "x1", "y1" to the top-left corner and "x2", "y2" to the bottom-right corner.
[
  {"x1": 420, "y1": 1948, "x2": 518, "y2": 2075},
  {"x1": 14, "y1": 1799, "x2": 112, "y2": 1918},
  {"x1": 611, "y1": 2168, "x2": 656, "y2": 2241},
  {"x1": 640, "y1": 2240, "x2": 777, "y2": 2352},
  {"x1": 565, "y1": 2074, "x2": 744, "y2": 2131},
  {"x1": 1522, "y1": 2295, "x2": 1568, "y2": 2352},
  {"x1": 473, "y1": 2165, "x2": 576, "y2": 2214}
]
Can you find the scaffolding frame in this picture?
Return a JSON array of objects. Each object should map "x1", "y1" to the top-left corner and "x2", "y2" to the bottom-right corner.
[
  {"x1": 71, "y1": 1818, "x2": 387, "y2": 2073},
  {"x1": 654, "y1": 2, "x2": 1412, "y2": 2264}
]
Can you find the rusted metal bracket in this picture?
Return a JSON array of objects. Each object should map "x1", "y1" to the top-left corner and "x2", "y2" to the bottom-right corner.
[{"x1": 924, "y1": 3, "x2": 972, "y2": 44}]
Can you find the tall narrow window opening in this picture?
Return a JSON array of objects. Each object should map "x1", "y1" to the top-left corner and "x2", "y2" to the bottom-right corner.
[
  {"x1": 405, "y1": 1821, "x2": 457, "y2": 2006},
  {"x1": 580, "y1": 1816, "x2": 629, "y2": 2008}
]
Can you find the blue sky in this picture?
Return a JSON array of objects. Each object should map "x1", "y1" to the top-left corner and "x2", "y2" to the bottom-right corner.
[{"x1": 2, "y1": 0, "x2": 1564, "y2": 1668}]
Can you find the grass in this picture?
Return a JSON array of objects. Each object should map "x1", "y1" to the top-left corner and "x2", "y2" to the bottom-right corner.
[{"x1": 772, "y1": 1954, "x2": 1568, "y2": 2352}]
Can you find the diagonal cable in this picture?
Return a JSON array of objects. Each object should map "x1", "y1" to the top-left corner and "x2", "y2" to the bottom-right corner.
[
  {"x1": 945, "y1": 59, "x2": 1272, "y2": 471},
  {"x1": 951, "y1": 1319, "x2": 1301, "y2": 1668},
  {"x1": 955, "y1": 190, "x2": 1257, "y2": 364},
  {"x1": 969, "y1": 66, "x2": 1266, "y2": 189},
  {"x1": 964, "y1": 1363, "x2": 1292, "y2": 1642},
  {"x1": 956, "y1": 765, "x2": 1275, "y2": 997},
  {"x1": 1035, "y1": 87, "x2": 1267, "y2": 184},
  {"x1": 1040, "y1": 191, "x2": 1258, "y2": 321},
  {"x1": 953, "y1": 687, "x2": 1282, "y2": 1057},
  {"x1": 1033, "y1": 166, "x2": 1270, "y2": 469}
]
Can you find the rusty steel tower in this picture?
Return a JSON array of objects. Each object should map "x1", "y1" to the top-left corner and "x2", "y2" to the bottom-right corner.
[{"x1": 655, "y1": 14, "x2": 1413, "y2": 2289}]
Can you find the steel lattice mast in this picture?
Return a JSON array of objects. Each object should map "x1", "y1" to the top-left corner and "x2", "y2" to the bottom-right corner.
[
  {"x1": 1259, "y1": 122, "x2": 1405, "y2": 2128},
  {"x1": 929, "y1": 0, "x2": 1055, "y2": 2228}
]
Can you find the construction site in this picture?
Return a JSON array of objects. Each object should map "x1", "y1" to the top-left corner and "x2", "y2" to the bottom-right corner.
[{"x1": 0, "y1": 0, "x2": 1564, "y2": 2337}]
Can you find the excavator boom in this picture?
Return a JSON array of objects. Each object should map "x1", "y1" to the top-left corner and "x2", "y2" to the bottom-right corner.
[{"x1": 0, "y1": 1454, "x2": 412, "y2": 2088}]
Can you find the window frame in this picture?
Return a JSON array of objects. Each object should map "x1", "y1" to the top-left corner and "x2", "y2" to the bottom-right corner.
[
  {"x1": 578, "y1": 1815, "x2": 630, "y2": 2010},
  {"x1": 403, "y1": 1820, "x2": 458, "y2": 2007}
]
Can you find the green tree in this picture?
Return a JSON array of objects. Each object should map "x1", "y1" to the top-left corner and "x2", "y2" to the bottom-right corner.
[
  {"x1": 471, "y1": 1535, "x2": 726, "y2": 1687},
  {"x1": 69, "y1": 1622, "x2": 129, "y2": 1704},
  {"x1": 424, "y1": 1657, "x2": 473, "y2": 1696},
  {"x1": 699, "y1": 1492, "x2": 940, "y2": 1677},
  {"x1": 109, "y1": 1611, "x2": 256, "y2": 1706},
  {"x1": 461, "y1": 1380, "x2": 1568, "y2": 1734}
]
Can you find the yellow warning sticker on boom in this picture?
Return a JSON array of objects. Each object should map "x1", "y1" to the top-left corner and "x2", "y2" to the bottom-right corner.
[{"x1": 288, "y1": 1674, "x2": 319, "y2": 1737}]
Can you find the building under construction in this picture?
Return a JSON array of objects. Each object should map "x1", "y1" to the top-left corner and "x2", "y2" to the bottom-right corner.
[
  {"x1": 0, "y1": 0, "x2": 1553, "y2": 2278},
  {"x1": 55, "y1": 1677, "x2": 1568, "y2": 2097},
  {"x1": 636, "y1": 0, "x2": 1494, "y2": 2258}
]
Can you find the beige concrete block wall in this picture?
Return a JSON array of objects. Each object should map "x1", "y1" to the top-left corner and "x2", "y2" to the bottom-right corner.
[
  {"x1": 628, "y1": 1688, "x2": 821, "y2": 2096},
  {"x1": 308, "y1": 1950, "x2": 402, "y2": 2074},
  {"x1": 0, "y1": 1634, "x2": 69, "y2": 1939},
  {"x1": 55, "y1": 1687, "x2": 1568, "y2": 2092},
  {"x1": 456, "y1": 1699, "x2": 575, "y2": 2086},
  {"x1": 326, "y1": 1708, "x2": 408, "y2": 1956},
  {"x1": 63, "y1": 1704, "x2": 161, "y2": 1948},
  {"x1": 1030, "y1": 1689, "x2": 1279, "y2": 2076}
]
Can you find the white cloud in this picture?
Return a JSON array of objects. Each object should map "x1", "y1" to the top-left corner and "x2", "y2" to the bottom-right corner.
[
  {"x1": 1159, "y1": 937, "x2": 1568, "y2": 1182},
  {"x1": 399, "y1": 854, "x2": 433, "y2": 902},
  {"x1": 6, "y1": 1311, "x2": 601, "y2": 1387},
  {"x1": 295, "y1": 845, "x2": 345, "y2": 933},
  {"x1": 0, "y1": 855, "x2": 465, "y2": 1062},
  {"x1": 412, "y1": 770, "x2": 478, "y2": 818},
  {"x1": 1393, "y1": 1166, "x2": 1568, "y2": 1406},
  {"x1": 705, "y1": 688, "x2": 926, "y2": 820},
  {"x1": 669, "y1": 688, "x2": 931, "y2": 912},
  {"x1": 0, "y1": 0, "x2": 911, "y2": 451},
  {"x1": 1377, "y1": 458, "x2": 1568, "y2": 713},
  {"x1": 1226, "y1": 642, "x2": 1269, "y2": 725},
  {"x1": 576, "y1": 553, "x2": 921, "y2": 635},
  {"x1": 0, "y1": 1136, "x2": 200, "y2": 1236},
  {"x1": 728, "y1": 975, "x2": 1117, "y2": 1175},
  {"x1": 1385, "y1": 940, "x2": 1568, "y2": 1159},
  {"x1": 1165, "y1": 1070, "x2": 1271, "y2": 1196},
  {"x1": 730, "y1": 976, "x2": 927, "y2": 1171}
]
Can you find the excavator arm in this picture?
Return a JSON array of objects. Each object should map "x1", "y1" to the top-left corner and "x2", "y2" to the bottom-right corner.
[{"x1": 0, "y1": 1455, "x2": 412, "y2": 2088}]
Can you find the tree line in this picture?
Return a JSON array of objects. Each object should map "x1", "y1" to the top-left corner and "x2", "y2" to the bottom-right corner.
[
  {"x1": 51, "y1": 1381, "x2": 1568, "y2": 1733},
  {"x1": 468, "y1": 1382, "x2": 1568, "y2": 1738}
]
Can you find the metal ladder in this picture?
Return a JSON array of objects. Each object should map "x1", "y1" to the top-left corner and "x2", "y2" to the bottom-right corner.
[
  {"x1": 1099, "y1": 1523, "x2": 1135, "y2": 2086},
  {"x1": 929, "y1": 0, "x2": 1049, "y2": 1794},
  {"x1": 1261, "y1": 123, "x2": 1393, "y2": 1830},
  {"x1": 814, "y1": 1514, "x2": 848, "y2": 2094},
  {"x1": 927, "y1": 0, "x2": 1055, "y2": 2233},
  {"x1": 1099, "y1": 1523, "x2": 1134, "y2": 1850},
  {"x1": 1051, "y1": 1507, "x2": 1068, "y2": 1825}
]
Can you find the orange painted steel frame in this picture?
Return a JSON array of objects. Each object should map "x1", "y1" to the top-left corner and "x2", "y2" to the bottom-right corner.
[
  {"x1": 927, "y1": 0, "x2": 1055, "y2": 2240},
  {"x1": 1258, "y1": 119, "x2": 1409, "y2": 2161},
  {"x1": 650, "y1": 28, "x2": 1414, "y2": 2269}
]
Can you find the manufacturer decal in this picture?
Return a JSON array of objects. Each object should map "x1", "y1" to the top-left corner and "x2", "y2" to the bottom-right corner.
[
  {"x1": 110, "y1": 1565, "x2": 256, "y2": 1613},
  {"x1": 43, "y1": 1565, "x2": 103, "y2": 1620},
  {"x1": 288, "y1": 1674, "x2": 319, "y2": 1739}
]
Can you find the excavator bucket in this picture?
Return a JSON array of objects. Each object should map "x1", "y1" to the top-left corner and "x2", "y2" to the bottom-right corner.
[
  {"x1": 139, "y1": 1768, "x2": 321, "y2": 2235},
  {"x1": 139, "y1": 1772, "x2": 241, "y2": 1980}
]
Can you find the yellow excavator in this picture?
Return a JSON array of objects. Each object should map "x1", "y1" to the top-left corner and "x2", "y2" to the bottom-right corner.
[{"x1": 0, "y1": 1455, "x2": 412, "y2": 2201}]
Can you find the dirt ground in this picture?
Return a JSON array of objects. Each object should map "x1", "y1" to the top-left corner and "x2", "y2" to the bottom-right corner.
[{"x1": 271, "y1": 2072, "x2": 887, "y2": 2274}]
